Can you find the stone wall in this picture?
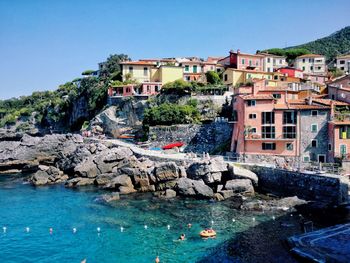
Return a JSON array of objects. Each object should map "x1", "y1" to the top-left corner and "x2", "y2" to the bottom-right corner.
[
  {"x1": 148, "y1": 121, "x2": 233, "y2": 154},
  {"x1": 241, "y1": 164, "x2": 349, "y2": 206},
  {"x1": 300, "y1": 109, "x2": 329, "y2": 162}
]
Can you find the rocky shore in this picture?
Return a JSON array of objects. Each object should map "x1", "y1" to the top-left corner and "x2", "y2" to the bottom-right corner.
[{"x1": 0, "y1": 130, "x2": 305, "y2": 210}]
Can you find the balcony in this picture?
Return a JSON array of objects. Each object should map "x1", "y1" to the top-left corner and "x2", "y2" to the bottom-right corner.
[
  {"x1": 245, "y1": 134, "x2": 296, "y2": 141},
  {"x1": 331, "y1": 113, "x2": 350, "y2": 122}
]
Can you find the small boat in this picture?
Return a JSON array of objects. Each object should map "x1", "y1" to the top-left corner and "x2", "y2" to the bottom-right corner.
[
  {"x1": 117, "y1": 134, "x2": 135, "y2": 139},
  {"x1": 162, "y1": 142, "x2": 184, "y2": 150},
  {"x1": 200, "y1": 229, "x2": 216, "y2": 238}
]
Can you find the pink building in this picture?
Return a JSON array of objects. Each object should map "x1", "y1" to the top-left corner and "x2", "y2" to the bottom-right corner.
[
  {"x1": 231, "y1": 79, "x2": 333, "y2": 166},
  {"x1": 328, "y1": 75, "x2": 350, "y2": 102},
  {"x1": 228, "y1": 49, "x2": 264, "y2": 71},
  {"x1": 276, "y1": 67, "x2": 304, "y2": 79},
  {"x1": 108, "y1": 82, "x2": 161, "y2": 97}
]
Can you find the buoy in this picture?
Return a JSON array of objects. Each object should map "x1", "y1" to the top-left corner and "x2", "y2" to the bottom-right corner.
[
  {"x1": 49, "y1": 228, "x2": 53, "y2": 234},
  {"x1": 144, "y1": 225, "x2": 148, "y2": 230},
  {"x1": 252, "y1": 217, "x2": 256, "y2": 222},
  {"x1": 290, "y1": 214, "x2": 293, "y2": 217},
  {"x1": 120, "y1": 226, "x2": 124, "y2": 232},
  {"x1": 232, "y1": 219, "x2": 236, "y2": 223},
  {"x1": 167, "y1": 225, "x2": 170, "y2": 230},
  {"x1": 3, "y1": 227, "x2": 7, "y2": 233},
  {"x1": 73, "y1": 227, "x2": 77, "y2": 233},
  {"x1": 211, "y1": 220, "x2": 214, "y2": 225},
  {"x1": 272, "y1": 216, "x2": 276, "y2": 220},
  {"x1": 97, "y1": 227, "x2": 101, "y2": 233},
  {"x1": 25, "y1": 227, "x2": 30, "y2": 233}
]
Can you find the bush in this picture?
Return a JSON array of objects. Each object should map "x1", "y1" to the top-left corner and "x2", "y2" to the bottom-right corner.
[
  {"x1": 143, "y1": 103, "x2": 200, "y2": 126},
  {"x1": 161, "y1": 79, "x2": 193, "y2": 95},
  {"x1": 205, "y1": 71, "x2": 221, "y2": 84}
]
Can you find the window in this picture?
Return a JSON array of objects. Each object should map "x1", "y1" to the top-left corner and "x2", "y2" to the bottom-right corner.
[
  {"x1": 331, "y1": 94, "x2": 335, "y2": 100},
  {"x1": 283, "y1": 126, "x2": 296, "y2": 139},
  {"x1": 143, "y1": 67, "x2": 148, "y2": 76},
  {"x1": 155, "y1": 85, "x2": 159, "y2": 92},
  {"x1": 340, "y1": 144, "x2": 347, "y2": 156},
  {"x1": 309, "y1": 58, "x2": 313, "y2": 63},
  {"x1": 302, "y1": 66, "x2": 305, "y2": 71},
  {"x1": 279, "y1": 59, "x2": 282, "y2": 64},
  {"x1": 286, "y1": 143, "x2": 293, "y2": 151},
  {"x1": 283, "y1": 111, "x2": 297, "y2": 124},
  {"x1": 247, "y1": 100, "x2": 256, "y2": 107},
  {"x1": 184, "y1": 65, "x2": 189, "y2": 72},
  {"x1": 262, "y1": 126, "x2": 275, "y2": 139},
  {"x1": 193, "y1": 65, "x2": 198, "y2": 73},
  {"x1": 224, "y1": 74, "x2": 228, "y2": 81},
  {"x1": 242, "y1": 59, "x2": 245, "y2": 65},
  {"x1": 340, "y1": 60, "x2": 345, "y2": 64},
  {"x1": 303, "y1": 156, "x2": 310, "y2": 162},
  {"x1": 311, "y1": 124, "x2": 318, "y2": 133},
  {"x1": 262, "y1": 112, "x2": 275, "y2": 124},
  {"x1": 249, "y1": 60, "x2": 252, "y2": 66},
  {"x1": 249, "y1": 113, "x2": 256, "y2": 119},
  {"x1": 311, "y1": 110, "x2": 318, "y2": 116},
  {"x1": 339, "y1": 126, "x2": 350, "y2": 139},
  {"x1": 310, "y1": 66, "x2": 314, "y2": 71},
  {"x1": 340, "y1": 67, "x2": 345, "y2": 70},
  {"x1": 328, "y1": 143, "x2": 332, "y2": 151},
  {"x1": 256, "y1": 60, "x2": 259, "y2": 66},
  {"x1": 311, "y1": 140, "x2": 317, "y2": 148},
  {"x1": 267, "y1": 58, "x2": 271, "y2": 63},
  {"x1": 262, "y1": 143, "x2": 276, "y2": 150},
  {"x1": 251, "y1": 127, "x2": 257, "y2": 133},
  {"x1": 129, "y1": 66, "x2": 133, "y2": 73},
  {"x1": 302, "y1": 59, "x2": 305, "y2": 63},
  {"x1": 186, "y1": 76, "x2": 190, "y2": 81},
  {"x1": 273, "y1": 93, "x2": 281, "y2": 99},
  {"x1": 318, "y1": 155, "x2": 326, "y2": 163}
]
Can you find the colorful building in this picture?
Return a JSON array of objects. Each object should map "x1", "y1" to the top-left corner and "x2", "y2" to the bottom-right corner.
[
  {"x1": 276, "y1": 67, "x2": 304, "y2": 79},
  {"x1": 223, "y1": 68, "x2": 285, "y2": 87},
  {"x1": 328, "y1": 75, "x2": 350, "y2": 101},
  {"x1": 294, "y1": 54, "x2": 326, "y2": 74},
  {"x1": 336, "y1": 54, "x2": 350, "y2": 73},
  {"x1": 108, "y1": 82, "x2": 161, "y2": 97},
  {"x1": 227, "y1": 49, "x2": 265, "y2": 71},
  {"x1": 231, "y1": 79, "x2": 333, "y2": 166},
  {"x1": 120, "y1": 61, "x2": 157, "y2": 82},
  {"x1": 259, "y1": 53, "x2": 288, "y2": 72}
]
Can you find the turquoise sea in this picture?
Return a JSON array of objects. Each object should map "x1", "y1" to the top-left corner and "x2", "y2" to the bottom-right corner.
[{"x1": 0, "y1": 174, "x2": 296, "y2": 263}]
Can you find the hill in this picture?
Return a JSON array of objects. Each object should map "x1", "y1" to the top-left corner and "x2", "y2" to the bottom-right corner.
[{"x1": 261, "y1": 26, "x2": 350, "y2": 62}]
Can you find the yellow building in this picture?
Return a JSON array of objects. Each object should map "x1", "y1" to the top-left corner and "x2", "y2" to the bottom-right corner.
[
  {"x1": 223, "y1": 68, "x2": 284, "y2": 87},
  {"x1": 150, "y1": 65, "x2": 183, "y2": 84}
]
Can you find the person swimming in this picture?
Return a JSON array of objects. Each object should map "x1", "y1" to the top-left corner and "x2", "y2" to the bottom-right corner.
[
  {"x1": 187, "y1": 223, "x2": 192, "y2": 228},
  {"x1": 155, "y1": 256, "x2": 160, "y2": 263},
  {"x1": 178, "y1": 233, "x2": 186, "y2": 241}
]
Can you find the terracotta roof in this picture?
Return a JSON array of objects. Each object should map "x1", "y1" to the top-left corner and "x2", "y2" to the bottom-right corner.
[
  {"x1": 257, "y1": 52, "x2": 286, "y2": 58},
  {"x1": 225, "y1": 68, "x2": 282, "y2": 75},
  {"x1": 337, "y1": 54, "x2": 350, "y2": 59},
  {"x1": 242, "y1": 95, "x2": 274, "y2": 100},
  {"x1": 274, "y1": 104, "x2": 329, "y2": 110},
  {"x1": 139, "y1": 58, "x2": 176, "y2": 62},
  {"x1": 313, "y1": 99, "x2": 350, "y2": 106},
  {"x1": 296, "y1": 54, "x2": 324, "y2": 59},
  {"x1": 120, "y1": 61, "x2": 156, "y2": 66}
]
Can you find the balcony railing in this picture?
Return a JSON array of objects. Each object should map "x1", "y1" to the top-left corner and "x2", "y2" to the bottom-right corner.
[
  {"x1": 332, "y1": 113, "x2": 350, "y2": 122},
  {"x1": 245, "y1": 134, "x2": 296, "y2": 140}
]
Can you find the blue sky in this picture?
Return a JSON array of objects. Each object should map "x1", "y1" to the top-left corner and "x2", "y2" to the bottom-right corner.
[{"x1": 0, "y1": 0, "x2": 349, "y2": 99}]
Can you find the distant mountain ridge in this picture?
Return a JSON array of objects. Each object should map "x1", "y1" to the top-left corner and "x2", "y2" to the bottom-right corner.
[{"x1": 285, "y1": 26, "x2": 350, "y2": 61}]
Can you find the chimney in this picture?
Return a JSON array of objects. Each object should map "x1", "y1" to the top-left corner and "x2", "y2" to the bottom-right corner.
[{"x1": 308, "y1": 96, "x2": 313, "y2": 105}]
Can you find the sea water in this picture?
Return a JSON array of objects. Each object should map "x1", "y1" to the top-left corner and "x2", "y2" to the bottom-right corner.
[{"x1": 0, "y1": 175, "x2": 284, "y2": 263}]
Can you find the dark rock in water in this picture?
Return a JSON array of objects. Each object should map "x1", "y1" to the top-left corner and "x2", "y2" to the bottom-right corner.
[
  {"x1": 154, "y1": 162, "x2": 179, "y2": 182},
  {"x1": 101, "y1": 192, "x2": 120, "y2": 203},
  {"x1": 175, "y1": 177, "x2": 213, "y2": 199},
  {"x1": 225, "y1": 179, "x2": 255, "y2": 195},
  {"x1": 65, "y1": 177, "x2": 95, "y2": 187}
]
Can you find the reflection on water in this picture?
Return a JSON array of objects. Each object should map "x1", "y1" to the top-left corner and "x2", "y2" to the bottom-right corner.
[{"x1": 0, "y1": 174, "x2": 298, "y2": 263}]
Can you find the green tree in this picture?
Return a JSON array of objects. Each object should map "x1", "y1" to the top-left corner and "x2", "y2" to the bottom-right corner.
[{"x1": 205, "y1": 71, "x2": 221, "y2": 84}]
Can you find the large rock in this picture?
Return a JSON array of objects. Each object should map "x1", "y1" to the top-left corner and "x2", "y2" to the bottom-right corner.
[
  {"x1": 110, "y1": 175, "x2": 134, "y2": 188},
  {"x1": 30, "y1": 170, "x2": 49, "y2": 186},
  {"x1": 228, "y1": 164, "x2": 258, "y2": 186},
  {"x1": 203, "y1": 172, "x2": 222, "y2": 184},
  {"x1": 30, "y1": 166, "x2": 67, "y2": 186},
  {"x1": 225, "y1": 179, "x2": 255, "y2": 195},
  {"x1": 214, "y1": 193, "x2": 224, "y2": 201},
  {"x1": 219, "y1": 190, "x2": 235, "y2": 199},
  {"x1": 74, "y1": 158, "x2": 99, "y2": 178},
  {"x1": 65, "y1": 177, "x2": 95, "y2": 187},
  {"x1": 165, "y1": 189, "x2": 177, "y2": 199},
  {"x1": 95, "y1": 173, "x2": 116, "y2": 186},
  {"x1": 154, "y1": 162, "x2": 179, "y2": 182},
  {"x1": 101, "y1": 192, "x2": 120, "y2": 203},
  {"x1": 209, "y1": 158, "x2": 228, "y2": 173},
  {"x1": 175, "y1": 178, "x2": 213, "y2": 199},
  {"x1": 186, "y1": 162, "x2": 210, "y2": 180}
]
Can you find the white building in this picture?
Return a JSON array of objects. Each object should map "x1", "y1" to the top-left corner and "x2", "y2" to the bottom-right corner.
[
  {"x1": 294, "y1": 54, "x2": 326, "y2": 74},
  {"x1": 336, "y1": 54, "x2": 350, "y2": 73},
  {"x1": 259, "y1": 53, "x2": 287, "y2": 72}
]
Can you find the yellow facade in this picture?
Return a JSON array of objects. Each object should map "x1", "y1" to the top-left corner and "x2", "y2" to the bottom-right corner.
[
  {"x1": 223, "y1": 69, "x2": 282, "y2": 86},
  {"x1": 151, "y1": 66, "x2": 183, "y2": 84},
  {"x1": 122, "y1": 64, "x2": 153, "y2": 82}
]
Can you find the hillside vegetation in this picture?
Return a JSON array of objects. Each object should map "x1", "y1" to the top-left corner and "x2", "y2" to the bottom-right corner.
[
  {"x1": 262, "y1": 26, "x2": 350, "y2": 62},
  {"x1": 0, "y1": 54, "x2": 130, "y2": 131}
]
